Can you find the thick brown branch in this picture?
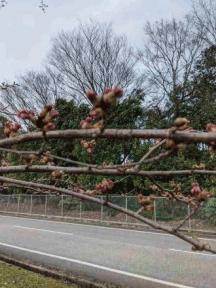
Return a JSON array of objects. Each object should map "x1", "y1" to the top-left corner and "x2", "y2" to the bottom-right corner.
[
  {"x1": 0, "y1": 165, "x2": 215, "y2": 177},
  {"x1": 0, "y1": 129, "x2": 215, "y2": 147},
  {"x1": 0, "y1": 176, "x2": 214, "y2": 254}
]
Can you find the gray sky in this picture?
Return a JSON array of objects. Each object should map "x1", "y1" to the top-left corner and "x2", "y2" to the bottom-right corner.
[{"x1": 0, "y1": 0, "x2": 191, "y2": 81}]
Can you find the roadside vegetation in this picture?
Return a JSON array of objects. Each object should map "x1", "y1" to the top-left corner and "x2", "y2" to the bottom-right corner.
[{"x1": 0, "y1": 261, "x2": 78, "y2": 288}]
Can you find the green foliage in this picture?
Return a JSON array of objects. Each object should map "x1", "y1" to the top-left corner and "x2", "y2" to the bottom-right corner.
[
  {"x1": 182, "y1": 45, "x2": 216, "y2": 130},
  {"x1": 203, "y1": 199, "x2": 216, "y2": 224},
  {"x1": 48, "y1": 91, "x2": 146, "y2": 190}
]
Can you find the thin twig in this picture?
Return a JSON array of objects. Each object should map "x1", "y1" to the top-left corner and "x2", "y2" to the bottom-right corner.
[
  {"x1": 0, "y1": 147, "x2": 174, "y2": 169},
  {"x1": 173, "y1": 203, "x2": 202, "y2": 232},
  {"x1": 133, "y1": 139, "x2": 167, "y2": 171}
]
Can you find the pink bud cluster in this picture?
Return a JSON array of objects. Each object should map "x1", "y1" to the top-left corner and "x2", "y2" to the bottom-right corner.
[
  {"x1": 80, "y1": 87, "x2": 123, "y2": 154},
  {"x1": 191, "y1": 182, "x2": 213, "y2": 201},
  {"x1": 190, "y1": 182, "x2": 201, "y2": 195},
  {"x1": 206, "y1": 123, "x2": 216, "y2": 132},
  {"x1": 17, "y1": 105, "x2": 59, "y2": 132},
  {"x1": 86, "y1": 87, "x2": 123, "y2": 108},
  {"x1": 80, "y1": 140, "x2": 96, "y2": 154},
  {"x1": 17, "y1": 110, "x2": 35, "y2": 121},
  {"x1": 4, "y1": 121, "x2": 21, "y2": 137},
  {"x1": 80, "y1": 107, "x2": 104, "y2": 130},
  {"x1": 95, "y1": 179, "x2": 114, "y2": 193},
  {"x1": 137, "y1": 194, "x2": 155, "y2": 211}
]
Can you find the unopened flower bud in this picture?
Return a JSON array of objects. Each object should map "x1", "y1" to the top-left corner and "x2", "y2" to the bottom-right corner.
[
  {"x1": 86, "y1": 90, "x2": 97, "y2": 102},
  {"x1": 174, "y1": 117, "x2": 190, "y2": 128},
  {"x1": 44, "y1": 122, "x2": 55, "y2": 131}
]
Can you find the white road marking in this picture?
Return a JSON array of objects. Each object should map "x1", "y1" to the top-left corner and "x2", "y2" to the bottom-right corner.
[
  {"x1": 14, "y1": 225, "x2": 73, "y2": 236},
  {"x1": 0, "y1": 241, "x2": 195, "y2": 288},
  {"x1": 0, "y1": 214, "x2": 174, "y2": 236},
  {"x1": 170, "y1": 248, "x2": 216, "y2": 257},
  {"x1": 1, "y1": 214, "x2": 216, "y2": 243},
  {"x1": 14, "y1": 225, "x2": 158, "y2": 250},
  {"x1": 13, "y1": 225, "x2": 216, "y2": 257}
]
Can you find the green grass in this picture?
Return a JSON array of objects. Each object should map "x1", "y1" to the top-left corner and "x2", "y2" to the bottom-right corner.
[{"x1": 0, "y1": 261, "x2": 78, "y2": 288}]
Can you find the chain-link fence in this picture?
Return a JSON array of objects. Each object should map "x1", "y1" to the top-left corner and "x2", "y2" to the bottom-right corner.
[{"x1": 0, "y1": 194, "x2": 215, "y2": 231}]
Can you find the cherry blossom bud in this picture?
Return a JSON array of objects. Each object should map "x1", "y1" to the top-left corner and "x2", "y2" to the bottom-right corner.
[
  {"x1": 51, "y1": 170, "x2": 64, "y2": 179},
  {"x1": 103, "y1": 91, "x2": 116, "y2": 105},
  {"x1": 17, "y1": 110, "x2": 35, "y2": 120},
  {"x1": 44, "y1": 122, "x2": 55, "y2": 131},
  {"x1": 4, "y1": 121, "x2": 21, "y2": 137},
  {"x1": 113, "y1": 87, "x2": 123, "y2": 98},
  {"x1": 50, "y1": 110, "x2": 59, "y2": 118},
  {"x1": 86, "y1": 147, "x2": 93, "y2": 154},
  {"x1": 206, "y1": 123, "x2": 216, "y2": 132},
  {"x1": 190, "y1": 182, "x2": 201, "y2": 195},
  {"x1": 89, "y1": 108, "x2": 104, "y2": 120},
  {"x1": 104, "y1": 88, "x2": 112, "y2": 94},
  {"x1": 80, "y1": 120, "x2": 91, "y2": 129},
  {"x1": 174, "y1": 117, "x2": 190, "y2": 127},
  {"x1": 85, "y1": 116, "x2": 93, "y2": 123},
  {"x1": 44, "y1": 105, "x2": 53, "y2": 112},
  {"x1": 86, "y1": 90, "x2": 97, "y2": 102}
]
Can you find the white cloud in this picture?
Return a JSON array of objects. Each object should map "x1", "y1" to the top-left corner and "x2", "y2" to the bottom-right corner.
[{"x1": 0, "y1": 0, "x2": 191, "y2": 80}]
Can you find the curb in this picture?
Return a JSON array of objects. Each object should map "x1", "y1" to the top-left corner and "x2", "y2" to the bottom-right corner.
[{"x1": 0, "y1": 254, "x2": 112, "y2": 288}]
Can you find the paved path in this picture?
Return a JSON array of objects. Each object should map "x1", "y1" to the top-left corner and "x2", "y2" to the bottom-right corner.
[{"x1": 0, "y1": 215, "x2": 215, "y2": 288}]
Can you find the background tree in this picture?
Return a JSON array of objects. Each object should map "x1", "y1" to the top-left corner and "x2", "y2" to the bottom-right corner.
[
  {"x1": 140, "y1": 16, "x2": 203, "y2": 121},
  {"x1": 193, "y1": 0, "x2": 216, "y2": 46},
  {"x1": 0, "y1": 70, "x2": 62, "y2": 120},
  {"x1": 48, "y1": 22, "x2": 137, "y2": 104},
  {"x1": 181, "y1": 45, "x2": 216, "y2": 130}
]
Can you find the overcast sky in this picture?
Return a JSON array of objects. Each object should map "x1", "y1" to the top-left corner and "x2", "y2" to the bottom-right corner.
[{"x1": 0, "y1": 0, "x2": 191, "y2": 81}]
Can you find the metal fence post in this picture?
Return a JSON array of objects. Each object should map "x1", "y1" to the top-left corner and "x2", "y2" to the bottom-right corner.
[
  {"x1": 188, "y1": 203, "x2": 192, "y2": 231},
  {"x1": 125, "y1": 196, "x2": 128, "y2": 222},
  {"x1": 44, "y1": 195, "x2": 47, "y2": 216},
  {"x1": 79, "y1": 200, "x2": 82, "y2": 219},
  {"x1": 30, "y1": 195, "x2": 33, "y2": 215},
  {"x1": 61, "y1": 194, "x2": 64, "y2": 217},
  {"x1": 17, "y1": 194, "x2": 20, "y2": 213},
  {"x1": 6, "y1": 195, "x2": 11, "y2": 211},
  {"x1": 153, "y1": 199, "x2": 157, "y2": 222},
  {"x1": 100, "y1": 196, "x2": 104, "y2": 222}
]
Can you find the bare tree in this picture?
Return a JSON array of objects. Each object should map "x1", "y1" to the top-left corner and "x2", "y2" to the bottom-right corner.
[
  {"x1": 48, "y1": 22, "x2": 137, "y2": 103},
  {"x1": 140, "y1": 16, "x2": 204, "y2": 118},
  {"x1": 0, "y1": 70, "x2": 61, "y2": 120},
  {"x1": 193, "y1": 0, "x2": 216, "y2": 46}
]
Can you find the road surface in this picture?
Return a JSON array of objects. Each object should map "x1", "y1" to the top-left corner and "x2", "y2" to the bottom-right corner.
[{"x1": 0, "y1": 215, "x2": 215, "y2": 288}]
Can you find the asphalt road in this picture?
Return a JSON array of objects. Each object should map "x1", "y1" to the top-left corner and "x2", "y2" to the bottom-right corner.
[{"x1": 0, "y1": 215, "x2": 215, "y2": 288}]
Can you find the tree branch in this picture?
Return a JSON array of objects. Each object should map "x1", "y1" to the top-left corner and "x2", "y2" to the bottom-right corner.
[
  {"x1": 0, "y1": 129, "x2": 215, "y2": 147},
  {"x1": 0, "y1": 165, "x2": 215, "y2": 177},
  {"x1": 133, "y1": 139, "x2": 166, "y2": 171},
  {"x1": 0, "y1": 176, "x2": 214, "y2": 254}
]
